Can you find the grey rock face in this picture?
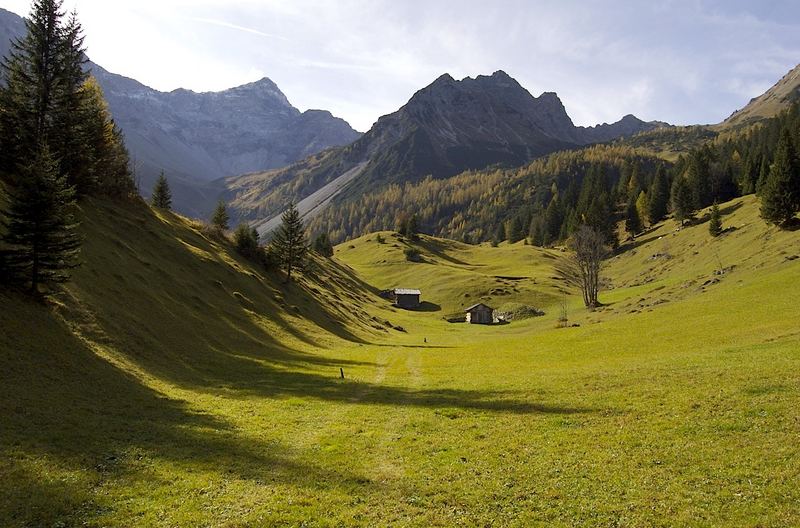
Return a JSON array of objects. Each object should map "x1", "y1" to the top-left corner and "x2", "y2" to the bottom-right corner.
[
  {"x1": 0, "y1": 8, "x2": 361, "y2": 216},
  {"x1": 91, "y1": 65, "x2": 361, "y2": 188},
  {"x1": 221, "y1": 70, "x2": 667, "y2": 229}
]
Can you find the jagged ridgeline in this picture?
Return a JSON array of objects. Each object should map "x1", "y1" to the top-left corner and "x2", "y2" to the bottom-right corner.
[
  {"x1": 308, "y1": 102, "x2": 800, "y2": 245},
  {"x1": 220, "y1": 71, "x2": 663, "y2": 237}
]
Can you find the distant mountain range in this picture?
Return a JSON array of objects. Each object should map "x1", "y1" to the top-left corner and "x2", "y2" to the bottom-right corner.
[
  {"x1": 220, "y1": 70, "x2": 666, "y2": 236},
  {"x1": 4, "y1": 6, "x2": 799, "y2": 236},
  {"x1": 0, "y1": 7, "x2": 361, "y2": 216}
]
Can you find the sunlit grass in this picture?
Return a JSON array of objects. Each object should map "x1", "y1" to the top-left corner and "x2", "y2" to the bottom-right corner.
[{"x1": 1, "y1": 195, "x2": 799, "y2": 526}]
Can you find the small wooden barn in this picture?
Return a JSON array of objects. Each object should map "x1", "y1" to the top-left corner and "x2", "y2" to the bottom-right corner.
[
  {"x1": 393, "y1": 288, "x2": 421, "y2": 309},
  {"x1": 465, "y1": 303, "x2": 494, "y2": 324}
]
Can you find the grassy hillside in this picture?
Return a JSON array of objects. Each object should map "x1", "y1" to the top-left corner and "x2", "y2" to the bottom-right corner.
[
  {"x1": 335, "y1": 232, "x2": 566, "y2": 317},
  {"x1": 722, "y1": 63, "x2": 800, "y2": 129},
  {"x1": 2, "y1": 195, "x2": 799, "y2": 526}
]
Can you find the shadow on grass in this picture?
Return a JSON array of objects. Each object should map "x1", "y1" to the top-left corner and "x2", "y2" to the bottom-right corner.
[
  {"x1": 0, "y1": 292, "x2": 374, "y2": 527},
  {"x1": 369, "y1": 343, "x2": 456, "y2": 349},
  {"x1": 408, "y1": 301, "x2": 442, "y2": 312},
  {"x1": 416, "y1": 237, "x2": 472, "y2": 266},
  {"x1": 189, "y1": 351, "x2": 595, "y2": 416}
]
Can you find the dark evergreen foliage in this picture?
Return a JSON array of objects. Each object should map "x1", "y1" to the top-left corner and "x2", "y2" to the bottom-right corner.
[
  {"x1": 210, "y1": 200, "x2": 229, "y2": 232},
  {"x1": 312, "y1": 233, "x2": 334, "y2": 258},
  {"x1": 625, "y1": 196, "x2": 642, "y2": 237},
  {"x1": 233, "y1": 224, "x2": 259, "y2": 255},
  {"x1": 150, "y1": 171, "x2": 172, "y2": 210},
  {"x1": 270, "y1": 203, "x2": 308, "y2": 282},
  {"x1": 647, "y1": 165, "x2": 669, "y2": 223},
  {"x1": 0, "y1": 1, "x2": 133, "y2": 197},
  {"x1": 505, "y1": 216, "x2": 525, "y2": 243},
  {"x1": 709, "y1": 202, "x2": 723, "y2": 237},
  {"x1": 671, "y1": 175, "x2": 695, "y2": 223},
  {"x1": 0, "y1": 2, "x2": 132, "y2": 292},
  {"x1": 760, "y1": 128, "x2": 800, "y2": 226},
  {"x1": 0, "y1": 147, "x2": 81, "y2": 293},
  {"x1": 396, "y1": 212, "x2": 420, "y2": 240}
]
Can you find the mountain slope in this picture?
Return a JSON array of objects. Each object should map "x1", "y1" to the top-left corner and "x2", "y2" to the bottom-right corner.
[
  {"x1": 220, "y1": 71, "x2": 663, "y2": 236},
  {"x1": 0, "y1": 7, "x2": 25, "y2": 62},
  {"x1": 722, "y1": 63, "x2": 800, "y2": 128},
  {"x1": 0, "y1": 7, "x2": 361, "y2": 217},
  {"x1": 2, "y1": 193, "x2": 800, "y2": 526}
]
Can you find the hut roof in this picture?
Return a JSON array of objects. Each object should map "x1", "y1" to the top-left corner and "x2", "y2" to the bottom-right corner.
[
  {"x1": 465, "y1": 303, "x2": 494, "y2": 312},
  {"x1": 394, "y1": 288, "x2": 421, "y2": 295}
]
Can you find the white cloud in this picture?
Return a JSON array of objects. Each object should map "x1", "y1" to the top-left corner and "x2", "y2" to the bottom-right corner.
[{"x1": 2, "y1": 0, "x2": 798, "y2": 130}]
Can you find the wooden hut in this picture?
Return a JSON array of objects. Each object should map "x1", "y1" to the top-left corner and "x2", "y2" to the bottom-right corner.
[
  {"x1": 393, "y1": 288, "x2": 421, "y2": 309},
  {"x1": 465, "y1": 303, "x2": 494, "y2": 324}
]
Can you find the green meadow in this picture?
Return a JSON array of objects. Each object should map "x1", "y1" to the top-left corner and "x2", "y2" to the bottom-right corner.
[{"x1": 2, "y1": 195, "x2": 799, "y2": 527}]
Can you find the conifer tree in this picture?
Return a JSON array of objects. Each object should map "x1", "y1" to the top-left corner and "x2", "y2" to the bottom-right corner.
[
  {"x1": 624, "y1": 197, "x2": 642, "y2": 237},
  {"x1": 52, "y1": 9, "x2": 91, "y2": 193},
  {"x1": 150, "y1": 171, "x2": 172, "y2": 209},
  {"x1": 686, "y1": 151, "x2": 711, "y2": 209},
  {"x1": 528, "y1": 216, "x2": 543, "y2": 246},
  {"x1": 740, "y1": 155, "x2": 757, "y2": 195},
  {"x1": 78, "y1": 77, "x2": 134, "y2": 197},
  {"x1": 0, "y1": 2, "x2": 131, "y2": 198},
  {"x1": 543, "y1": 197, "x2": 563, "y2": 244},
  {"x1": 270, "y1": 202, "x2": 308, "y2": 282},
  {"x1": 407, "y1": 213, "x2": 420, "y2": 240},
  {"x1": 210, "y1": 200, "x2": 229, "y2": 232},
  {"x1": 708, "y1": 202, "x2": 723, "y2": 237},
  {"x1": 0, "y1": 147, "x2": 81, "y2": 293},
  {"x1": 506, "y1": 216, "x2": 525, "y2": 243},
  {"x1": 627, "y1": 165, "x2": 642, "y2": 202},
  {"x1": 0, "y1": 0, "x2": 67, "y2": 172},
  {"x1": 635, "y1": 190, "x2": 648, "y2": 226},
  {"x1": 671, "y1": 175, "x2": 694, "y2": 224},
  {"x1": 755, "y1": 157, "x2": 770, "y2": 195},
  {"x1": 233, "y1": 224, "x2": 259, "y2": 257},
  {"x1": 492, "y1": 223, "x2": 505, "y2": 245},
  {"x1": 760, "y1": 129, "x2": 800, "y2": 226},
  {"x1": 312, "y1": 233, "x2": 334, "y2": 258}
]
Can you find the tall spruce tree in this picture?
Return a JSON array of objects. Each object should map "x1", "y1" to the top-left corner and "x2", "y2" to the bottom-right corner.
[
  {"x1": 624, "y1": 196, "x2": 642, "y2": 237},
  {"x1": 0, "y1": 0, "x2": 67, "y2": 172},
  {"x1": 671, "y1": 175, "x2": 694, "y2": 224},
  {"x1": 760, "y1": 129, "x2": 800, "y2": 226},
  {"x1": 708, "y1": 202, "x2": 723, "y2": 237},
  {"x1": 506, "y1": 215, "x2": 525, "y2": 243},
  {"x1": 52, "y1": 9, "x2": 91, "y2": 193},
  {"x1": 78, "y1": 77, "x2": 134, "y2": 197},
  {"x1": 210, "y1": 200, "x2": 229, "y2": 232},
  {"x1": 0, "y1": 1, "x2": 96, "y2": 293},
  {"x1": 686, "y1": 150, "x2": 711, "y2": 209},
  {"x1": 151, "y1": 171, "x2": 172, "y2": 209},
  {"x1": 0, "y1": 147, "x2": 81, "y2": 293},
  {"x1": 270, "y1": 202, "x2": 308, "y2": 282},
  {"x1": 635, "y1": 190, "x2": 648, "y2": 226},
  {"x1": 648, "y1": 165, "x2": 669, "y2": 223}
]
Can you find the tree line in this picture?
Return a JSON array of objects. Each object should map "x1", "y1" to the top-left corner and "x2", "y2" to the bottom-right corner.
[
  {"x1": 0, "y1": 0, "x2": 135, "y2": 294},
  {"x1": 309, "y1": 105, "x2": 800, "y2": 247}
]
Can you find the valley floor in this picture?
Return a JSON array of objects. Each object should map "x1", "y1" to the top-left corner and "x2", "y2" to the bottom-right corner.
[{"x1": 1, "y1": 196, "x2": 799, "y2": 527}]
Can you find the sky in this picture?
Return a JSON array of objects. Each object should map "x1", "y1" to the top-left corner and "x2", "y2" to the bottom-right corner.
[{"x1": 3, "y1": 0, "x2": 799, "y2": 131}]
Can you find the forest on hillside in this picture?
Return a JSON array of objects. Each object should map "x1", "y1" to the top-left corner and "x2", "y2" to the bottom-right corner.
[{"x1": 309, "y1": 104, "x2": 800, "y2": 246}]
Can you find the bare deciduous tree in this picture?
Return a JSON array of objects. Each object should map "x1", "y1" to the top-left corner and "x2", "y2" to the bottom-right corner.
[{"x1": 555, "y1": 225, "x2": 608, "y2": 309}]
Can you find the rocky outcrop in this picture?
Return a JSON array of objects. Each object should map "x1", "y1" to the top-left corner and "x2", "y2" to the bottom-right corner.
[
  {"x1": 221, "y1": 70, "x2": 665, "y2": 229},
  {"x1": 0, "y1": 8, "x2": 361, "y2": 216}
]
